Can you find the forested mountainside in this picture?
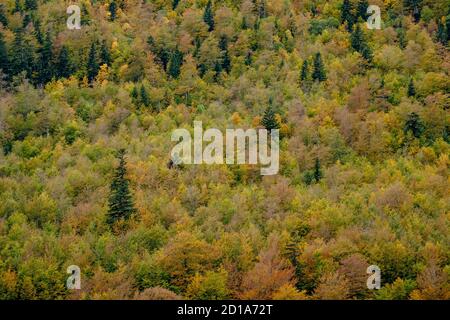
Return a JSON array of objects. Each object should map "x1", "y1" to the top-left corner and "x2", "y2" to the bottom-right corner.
[{"x1": 0, "y1": 0, "x2": 449, "y2": 300}]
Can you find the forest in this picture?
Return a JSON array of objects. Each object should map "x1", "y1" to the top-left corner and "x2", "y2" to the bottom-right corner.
[{"x1": 0, "y1": 0, "x2": 449, "y2": 300}]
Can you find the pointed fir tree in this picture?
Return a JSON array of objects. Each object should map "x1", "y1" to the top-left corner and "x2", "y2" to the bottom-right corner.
[
  {"x1": 10, "y1": 28, "x2": 34, "y2": 79},
  {"x1": 24, "y1": 0, "x2": 38, "y2": 11},
  {"x1": 109, "y1": 1, "x2": 118, "y2": 21},
  {"x1": 172, "y1": 0, "x2": 180, "y2": 10},
  {"x1": 203, "y1": 0, "x2": 215, "y2": 32},
  {"x1": 36, "y1": 34, "x2": 54, "y2": 85},
  {"x1": 0, "y1": 33, "x2": 9, "y2": 77},
  {"x1": 168, "y1": 48, "x2": 183, "y2": 79},
  {"x1": 407, "y1": 78, "x2": 416, "y2": 97},
  {"x1": 262, "y1": 105, "x2": 280, "y2": 131},
  {"x1": 140, "y1": 85, "x2": 150, "y2": 107},
  {"x1": 87, "y1": 42, "x2": 99, "y2": 82},
  {"x1": 57, "y1": 46, "x2": 71, "y2": 78},
  {"x1": 13, "y1": 0, "x2": 23, "y2": 14},
  {"x1": 341, "y1": 0, "x2": 354, "y2": 31},
  {"x1": 404, "y1": 112, "x2": 424, "y2": 138},
  {"x1": 300, "y1": 59, "x2": 309, "y2": 81},
  {"x1": 312, "y1": 52, "x2": 326, "y2": 82},
  {"x1": 436, "y1": 19, "x2": 448, "y2": 45},
  {"x1": 100, "y1": 40, "x2": 111, "y2": 66},
  {"x1": 351, "y1": 24, "x2": 372, "y2": 61},
  {"x1": 130, "y1": 85, "x2": 139, "y2": 104},
  {"x1": 0, "y1": 4, "x2": 8, "y2": 27},
  {"x1": 357, "y1": 0, "x2": 369, "y2": 21},
  {"x1": 107, "y1": 149, "x2": 136, "y2": 227},
  {"x1": 313, "y1": 158, "x2": 322, "y2": 183}
]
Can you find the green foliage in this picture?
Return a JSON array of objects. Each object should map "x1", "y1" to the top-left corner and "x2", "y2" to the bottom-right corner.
[
  {"x1": 261, "y1": 105, "x2": 280, "y2": 131},
  {"x1": 87, "y1": 42, "x2": 99, "y2": 82},
  {"x1": 312, "y1": 52, "x2": 326, "y2": 82},
  {"x1": 168, "y1": 48, "x2": 183, "y2": 79},
  {"x1": 404, "y1": 112, "x2": 425, "y2": 138},
  {"x1": 203, "y1": 0, "x2": 215, "y2": 32},
  {"x1": 107, "y1": 149, "x2": 136, "y2": 228},
  {"x1": 350, "y1": 24, "x2": 373, "y2": 61}
]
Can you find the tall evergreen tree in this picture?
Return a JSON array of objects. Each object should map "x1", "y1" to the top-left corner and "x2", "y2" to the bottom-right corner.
[
  {"x1": 340, "y1": 0, "x2": 354, "y2": 31},
  {"x1": 203, "y1": 0, "x2": 215, "y2": 32},
  {"x1": 0, "y1": 33, "x2": 9, "y2": 77},
  {"x1": 404, "y1": 112, "x2": 424, "y2": 138},
  {"x1": 13, "y1": 0, "x2": 23, "y2": 14},
  {"x1": 300, "y1": 59, "x2": 309, "y2": 81},
  {"x1": 100, "y1": 40, "x2": 111, "y2": 66},
  {"x1": 24, "y1": 0, "x2": 38, "y2": 11},
  {"x1": 87, "y1": 42, "x2": 99, "y2": 82},
  {"x1": 172, "y1": 0, "x2": 180, "y2": 10},
  {"x1": 356, "y1": 0, "x2": 369, "y2": 21},
  {"x1": 168, "y1": 48, "x2": 183, "y2": 79},
  {"x1": 140, "y1": 85, "x2": 150, "y2": 107},
  {"x1": 109, "y1": 1, "x2": 118, "y2": 21},
  {"x1": 407, "y1": 78, "x2": 416, "y2": 97},
  {"x1": 350, "y1": 24, "x2": 372, "y2": 61},
  {"x1": 107, "y1": 149, "x2": 136, "y2": 227},
  {"x1": 0, "y1": 4, "x2": 8, "y2": 27},
  {"x1": 312, "y1": 52, "x2": 326, "y2": 82},
  {"x1": 56, "y1": 46, "x2": 71, "y2": 78},
  {"x1": 436, "y1": 19, "x2": 448, "y2": 45},
  {"x1": 36, "y1": 34, "x2": 54, "y2": 84},
  {"x1": 10, "y1": 29, "x2": 34, "y2": 79},
  {"x1": 262, "y1": 105, "x2": 280, "y2": 131},
  {"x1": 313, "y1": 158, "x2": 322, "y2": 183}
]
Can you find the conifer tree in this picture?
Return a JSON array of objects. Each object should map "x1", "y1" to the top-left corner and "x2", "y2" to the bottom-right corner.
[
  {"x1": 109, "y1": 1, "x2": 118, "y2": 21},
  {"x1": 36, "y1": 34, "x2": 53, "y2": 84},
  {"x1": 57, "y1": 46, "x2": 71, "y2": 78},
  {"x1": 168, "y1": 48, "x2": 183, "y2": 79},
  {"x1": 0, "y1": 4, "x2": 8, "y2": 27},
  {"x1": 0, "y1": 33, "x2": 9, "y2": 77},
  {"x1": 172, "y1": 0, "x2": 180, "y2": 10},
  {"x1": 107, "y1": 149, "x2": 136, "y2": 227},
  {"x1": 140, "y1": 85, "x2": 150, "y2": 107},
  {"x1": 24, "y1": 0, "x2": 38, "y2": 11},
  {"x1": 203, "y1": 0, "x2": 215, "y2": 32},
  {"x1": 10, "y1": 28, "x2": 34, "y2": 79},
  {"x1": 357, "y1": 0, "x2": 369, "y2": 21},
  {"x1": 262, "y1": 105, "x2": 280, "y2": 131},
  {"x1": 312, "y1": 52, "x2": 326, "y2": 82},
  {"x1": 300, "y1": 60, "x2": 309, "y2": 81},
  {"x1": 131, "y1": 86, "x2": 139, "y2": 103},
  {"x1": 13, "y1": 0, "x2": 23, "y2": 14},
  {"x1": 404, "y1": 112, "x2": 424, "y2": 138},
  {"x1": 100, "y1": 40, "x2": 111, "y2": 66},
  {"x1": 313, "y1": 158, "x2": 322, "y2": 183},
  {"x1": 436, "y1": 19, "x2": 448, "y2": 45},
  {"x1": 341, "y1": 0, "x2": 354, "y2": 31},
  {"x1": 407, "y1": 79, "x2": 416, "y2": 97},
  {"x1": 350, "y1": 24, "x2": 372, "y2": 61},
  {"x1": 87, "y1": 42, "x2": 99, "y2": 82}
]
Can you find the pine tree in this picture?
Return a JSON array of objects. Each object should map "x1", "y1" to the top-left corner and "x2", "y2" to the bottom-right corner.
[
  {"x1": 100, "y1": 40, "x2": 111, "y2": 66},
  {"x1": 172, "y1": 0, "x2": 180, "y2": 10},
  {"x1": 24, "y1": 0, "x2": 38, "y2": 11},
  {"x1": 313, "y1": 158, "x2": 322, "y2": 183},
  {"x1": 262, "y1": 105, "x2": 280, "y2": 131},
  {"x1": 357, "y1": 0, "x2": 369, "y2": 21},
  {"x1": 10, "y1": 29, "x2": 34, "y2": 79},
  {"x1": 107, "y1": 149, "x2": 136, "y2": 227},
  {"x1": 341, "y1": 0, "x2": 354, "y2": 31},
  {"x1": 312, "y1": 52, "x2": 326, "y2": 82},
  {"x1": 404, "y1": 112, "x2": 424, "y2": 138},
  {"x1": 219, "y1": 36, "x2": 231, "y2": 73},
  {"x1": 0, "y1": 4, "x2": 8, "y2": 27},
  {"x1": 407, "y1": 78, "x2": 416, "y2": 97},
  {"x1": 140, "y1": 85, "x2": 150, "y2": 107},
  {"x1": 300, "y1": 60, "x2": 309, "y2": 81},
  {"x1": 203, "y1": 0, "x2": 215, "y2": 32},
  {"x1": 130, "y1": 86, "x2": 139, "y2": 104},
  {"x1": 168, "y1": 48, "x2": 183, "y2": 79},
  {"x1": 350, "y1": 24, "x2": 372, "y2": 61},
  {"x1": 109, "y1": 1, "x2": 118, "y2": 21},
  {"x1": 13, "y1": 0, "x2": 23, "y2": 14},
  {"x1": 57, "y1": 46, "x2": 71, "y2": 78},
  {"x1": 87, "y1": 42, "x2": 99, "y2": 82},
  {"x1": 36, "y1": 34, "x2": 53, "y2": 84},
  {"x1": 0, "y1": 33, "x2": 9, "y2": 77},
  {"x1": 436, "y1": 19, "x2": 448, "y2": 45}
]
